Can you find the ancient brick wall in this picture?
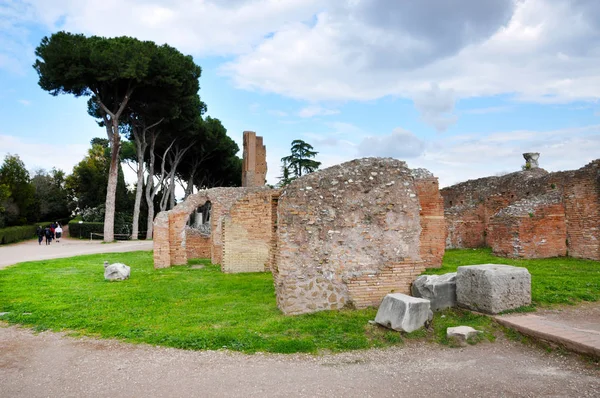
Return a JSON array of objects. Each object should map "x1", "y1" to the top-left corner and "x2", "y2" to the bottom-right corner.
[
  {"x1": 185, "y1": 227, "x2": 211, "y2": 259},
  {"x1": 442, "y1": 159, "x2": 600, "y2": 261},
  {"x1": 488, "y1": 193, "x2": 567, "y2": 258},
  {"x1": 441, "y1": 168, "x2": 552, "y2": 249},
  {"x1": 413, "y1": 171, "x2": 445, "y2": 267},
  {"x1": 563, "y1": 160, "x2": 600, "y2": 260},
  {"x1": 242, "y1": 131, "x2": 267, "y2": 187},
  {"x1": 153, "y1": 187, "x2": 261, "y2": 268},
  {"x1": 274, "y1": 158, "x2": 430, "y2": 315},
  {"x1": 221, "y1": 189, "x2": 279, "y2": 273}
]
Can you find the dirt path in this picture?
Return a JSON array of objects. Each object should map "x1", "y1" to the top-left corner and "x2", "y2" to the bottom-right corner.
[
  {"x1": 0, "y1": 324, "x2": 598, "y2": 398},
  {"x1": 0, "y1": 238, "x2": 153, "y2": 270}
]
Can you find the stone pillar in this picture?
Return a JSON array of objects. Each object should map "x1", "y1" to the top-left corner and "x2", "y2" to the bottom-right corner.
[
  {"x1": 523, "y1": 152, "x2": 540, "y2": 169},
  {"x1": 242, "y1": 131, "x2": 267, "y2": 187}
]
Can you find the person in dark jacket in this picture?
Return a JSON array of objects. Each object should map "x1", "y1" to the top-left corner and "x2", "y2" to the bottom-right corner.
[
  {"x1": 44, "y1": 226, "x2": 52, "y2": 245},
  {"x1": 36, "y1": 226, "x2": 44, "y2": 245}
]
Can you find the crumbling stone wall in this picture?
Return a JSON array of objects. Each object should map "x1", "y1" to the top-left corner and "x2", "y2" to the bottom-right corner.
[
  {"x1": 488, "y1": 192, "x2": 567, "y2": 258},
  {"x1": 221, "y1": 189, "x2": 279, "y2": 273},
  {"x1": 242, "y1": 131, "x2": 267, "y2": 187},
  {"x1": 563, "y1": 160, "x2": 600, "y2": 260},
  {"x1": 273, "y1": 158, "x2": 444, "y2": 315},
  {"x1": 153, "y1": 187, "x2": 257, "y2": 268},
  {"x1": 442, "y1": 168, "x2": 551, "y2": 249},
  {"x1": 442, "y1": 159, "x2": 600, "y2": 260},
  {"x1": 413, "y1": 170, "x2": 445, "y2": 267}
]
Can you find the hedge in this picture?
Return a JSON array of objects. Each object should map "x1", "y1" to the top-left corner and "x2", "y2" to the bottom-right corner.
[
  {"x1": 68, "y1": 220, "x2": 105, "y2": 239},
  {"x1": 0, "y1": 225, "x2": 37, "y2": 245}
]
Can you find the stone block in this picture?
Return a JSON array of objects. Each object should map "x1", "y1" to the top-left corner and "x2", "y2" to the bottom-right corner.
[
  {"x1": 456, "y1": 264, "x2": 531, "y2": 314},
  {"x1": 411, "y1": 273, "x2": 457, "y2": 311},
  {"x1": 447, "y1": 326, "x2": 482, "y2": 346},
  {"x1": 104, "y1": 261, "x2": 130, "y2": 281},
  {"x1": 375, "y1": 293, "x2": 432, "y2": 333}
]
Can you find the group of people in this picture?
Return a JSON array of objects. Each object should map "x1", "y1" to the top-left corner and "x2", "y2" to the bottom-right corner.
[{"x1": 36, "y1": 222, "x2": 63, "y2": 245}]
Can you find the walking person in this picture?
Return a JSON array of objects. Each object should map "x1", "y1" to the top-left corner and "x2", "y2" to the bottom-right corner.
[
  {"x1": 36, "y1": 226, "x2": 44, "y2": 245},
  {"x1": 44, "y1": 226, "x2": 52, "y2": 245},
  {"x1": 55, "y1": 223, "x2": 62, "y2": 243}
]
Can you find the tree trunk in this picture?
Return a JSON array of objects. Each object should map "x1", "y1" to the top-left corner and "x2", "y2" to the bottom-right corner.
[
  {"x1": 131, "y1": 132, "x2": 146, "y2": 240},
  {"x1": 103, "y1": 119, "x2": 121, "y2": 242}
]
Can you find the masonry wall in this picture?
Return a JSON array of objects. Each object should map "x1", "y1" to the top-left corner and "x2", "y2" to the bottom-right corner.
[
  {"x1": 221, "y1": 189, "x2": 278, "y2": 273},
  {"x1": 563, "y1": 160, "x2": 600, "y2": 260},
  {"x1": 242, "y1": 131, "x2": 267, "y2": 187},
  {"x1": 274, "y1": 158, "x2": 427, "y2": 315},
  {"x1": 441, "y1": 159, "x2": 600, "y2": 261},
  {"x1": 488, "y1": 199, "x2": 567, "y2": 258},
  {"x1": 413, "y1": 172, "x2": 445, "y2": 267},
  {"x1": 185, "y1": 227, "x2": 211, "y2": 259},
  {"x1": 154, "y1": 187, "x2": 260, "y2": 268}
]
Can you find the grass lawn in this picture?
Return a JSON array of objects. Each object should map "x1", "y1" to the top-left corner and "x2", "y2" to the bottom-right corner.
[{"x1": 0, "y1": 248, "x2": 598, "y2": 353}]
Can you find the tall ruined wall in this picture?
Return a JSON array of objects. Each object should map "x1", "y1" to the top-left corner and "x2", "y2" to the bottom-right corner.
[
  {"x1": 442, "y1": 159, "x2": 600, "y2": 260},
  {"x1": 222, "y1": 189, "x2": 279, "y2": 273},
  {"x1": 242, "y1": 131, "x2": 267, "y2": 187},
  {"x1": 413, "y1": 170, "x2": 445, "y2": 267},
  {"x1": 153, "y1": 187, "x2": 258, "y2": 268},
  {"x1": 563, "y1": 160, "x2": 600, "y2": 260},
  {"x1": 274, "y1": 158, "x2": 429, "y2": 315},
  {"x1": 488, "y1": 192, "x2": 567, "y2": 258}
]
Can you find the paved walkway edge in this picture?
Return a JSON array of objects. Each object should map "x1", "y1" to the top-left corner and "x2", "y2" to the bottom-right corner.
[{"x1": 495, "y1": 316, "x2": 600, "y2": 358}]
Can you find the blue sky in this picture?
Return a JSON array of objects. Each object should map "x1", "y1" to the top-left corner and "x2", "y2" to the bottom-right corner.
[{"x1": 1, "y1": 0, "x2": 599, "y2": 188}]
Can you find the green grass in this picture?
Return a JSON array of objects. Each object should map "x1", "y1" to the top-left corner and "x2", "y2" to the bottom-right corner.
[
  {"x1": 424, "y1": 248, "x2": 600, "y2": 307},
  {"x1": 0, "y1": 252, "x2": 400, "y2": 353},
  {"x1": 0, "y1": 248, "x2": 598, "y2": 353}
]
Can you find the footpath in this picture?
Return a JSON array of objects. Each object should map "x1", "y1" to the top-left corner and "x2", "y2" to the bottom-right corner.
[
  {"x1": 0, "y1": 237, "x2": 153, "y2": 270},
  {"x1": 496, "y1": 302, "x2": 600, "y2": 359}
]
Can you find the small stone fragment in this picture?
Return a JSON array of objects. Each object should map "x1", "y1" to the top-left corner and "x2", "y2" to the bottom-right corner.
[{"x1": 104, "y1": 261, "x2": 131, "y2": 281}]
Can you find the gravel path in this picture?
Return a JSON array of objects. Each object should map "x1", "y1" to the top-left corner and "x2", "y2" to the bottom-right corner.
[
  {"x1": 0, "y1": 238, "x2": 153, "y2": 270},
  {"x1": 1, "y1": 324, "x2": 598, "y2": 397}
]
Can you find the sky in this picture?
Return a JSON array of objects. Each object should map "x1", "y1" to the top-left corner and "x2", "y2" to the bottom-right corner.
[{"x1": 1, "y1": 0, "x2": 600, "y2": 189}]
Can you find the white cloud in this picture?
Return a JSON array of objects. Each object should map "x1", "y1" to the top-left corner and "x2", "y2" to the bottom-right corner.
[
  {"x1": 298, "y1": 106, "x2": 340, "y2": 118},
  {"x1": 0, "y1": 134, "x2": 88, "y2": 175},
  {"x1": 413, "y1": 84, "x2": 457, "y2": 131},
  {"x1": 223, "y1": 0, "x2": 600, "y2": 106},
  {"x1": 358, "y1": 128, "x2": 426, "y2": 158},
  {"x1": 268, "y1": 109, "x2": 288, "y2": 117},
  {"x1": 17, "y1": 99, "x2": 32, "y2": 106}
]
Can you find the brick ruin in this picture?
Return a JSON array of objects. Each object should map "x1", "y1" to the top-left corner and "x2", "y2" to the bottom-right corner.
[
  {"x1": 241, "y1": 131, "x2": 267, "y2": 187},
  {"x1": 441, "y1": 157, "x2": 600, "y2": 260},
  {"x1": 153, "y1": 187, "x2": 277, "y2": 270},
  {"x1": 273, "y1": 158, "x2": 445, "y2": 315},
  {"x1": 153, "y1": 154, "x2": 445, "y2": 315}
]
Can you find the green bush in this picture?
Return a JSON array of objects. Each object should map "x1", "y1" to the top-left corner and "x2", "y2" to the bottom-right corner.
[
  {"x1": 0, "y1": 225, "x2": 37, "y2": 244},
  {"x1": 68, "y1": 220, "x2": 104, "y2": 239}
]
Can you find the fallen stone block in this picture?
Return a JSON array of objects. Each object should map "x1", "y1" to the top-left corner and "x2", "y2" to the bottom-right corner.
[
  {"x1": 412, "y1": 273, "x2": 457, "y2": 311},
  {"x1": 456, "y1": 264, "x2": 531, "y2": 314},
  {"x1": 375, "y1": 293, "x2": 432, "y2": 333},
  {"x1": 447, "y1": 326, "x2": 482, "y2": 346},
  {"x1": 104, "y1": 261, "x2": 131, "y2": 281}
]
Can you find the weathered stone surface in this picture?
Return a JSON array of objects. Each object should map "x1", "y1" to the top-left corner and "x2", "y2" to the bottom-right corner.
[
  {"x1": 456, "y1": 264, "x2": 531, "y2": 314},
  {"x1": 273, "y1": 157, "x2": 444, "y2": 315},
  {"x1": 104, "y1": 261, "x2": 130, "y2": 281},
  {"x1": 411, "y1": 273, "x2": 457, "y2": 311},
  {"x1": 375, "y1": 293, "x2": 432, "y2": 333},
  {"x1": 447, "y1": 326, "x2": 482, "y2": 346}
]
